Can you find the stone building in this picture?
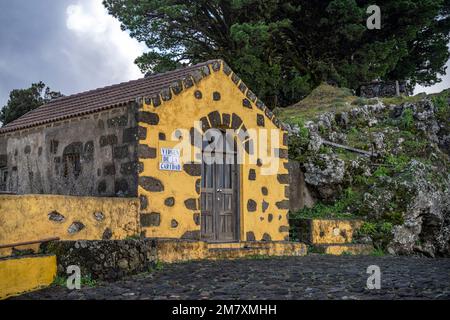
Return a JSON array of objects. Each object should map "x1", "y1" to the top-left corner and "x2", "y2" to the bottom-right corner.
[{"x1": 0, "y1": 60, "x2": 290, "y2": 242}]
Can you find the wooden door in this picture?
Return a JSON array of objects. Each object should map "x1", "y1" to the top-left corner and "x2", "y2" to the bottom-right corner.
[{"x1": 201, "y1": 133, "x2": 239, "y2": 241}]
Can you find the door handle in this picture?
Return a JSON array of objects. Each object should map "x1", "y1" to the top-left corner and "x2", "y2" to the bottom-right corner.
[{"x1": 216, "y1": 189, "x2": 223, "y2": 193}]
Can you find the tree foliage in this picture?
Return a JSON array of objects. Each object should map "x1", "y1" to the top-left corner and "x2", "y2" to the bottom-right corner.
[
  {"x1": 103, "y1": 0, "x2": 450, "y2": 107},
  {"x1": 0, "y1": 82, "x2": 63, "y2": 126}
]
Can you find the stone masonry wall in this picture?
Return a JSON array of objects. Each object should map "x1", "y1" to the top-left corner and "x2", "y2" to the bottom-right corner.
[
  {"x1": 0, "y1": 104, "x2": 139, "y2": 197},
  {"x1": 41, "y1": 240, "x2": 157, "y2": 281}
]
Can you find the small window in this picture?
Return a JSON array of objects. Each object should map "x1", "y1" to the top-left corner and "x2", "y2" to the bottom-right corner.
[{"x1": 63, "y1": 153, "x2": 81, "y2": 178}]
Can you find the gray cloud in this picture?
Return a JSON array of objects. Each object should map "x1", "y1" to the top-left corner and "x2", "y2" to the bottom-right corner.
[{"x1": 0, "y1": 0, "x2": 144, "y2": 107}]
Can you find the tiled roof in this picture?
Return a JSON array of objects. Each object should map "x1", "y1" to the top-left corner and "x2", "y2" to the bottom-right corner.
[{"x1": 0, "y1": 60, "x2": 215, "y2": 134}]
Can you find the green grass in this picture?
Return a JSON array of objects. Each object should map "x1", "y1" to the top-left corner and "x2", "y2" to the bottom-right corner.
[
  {"x1": 52, "y1": 274, "x2": 97, "y2": 288},
  {"x1": 124, "y1": 234, "x2": 141, "y2": 240},
  {"x1": 371, "y1": 248, "x2": 386, "y2": 256},
  {"x1": 291, "y1": 187, "x2": 361, "y2": 220},
  {"x1": 148, "y1": 260, "x2": 165, "y2": 272},
  {"x1": 279, "y1": 83, "x2": 358, "y2": 122}
]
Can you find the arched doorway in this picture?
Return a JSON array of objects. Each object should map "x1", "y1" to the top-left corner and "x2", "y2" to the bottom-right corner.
[{"x1": 200, "y1": 129, "x2": 240, "y2": 241}]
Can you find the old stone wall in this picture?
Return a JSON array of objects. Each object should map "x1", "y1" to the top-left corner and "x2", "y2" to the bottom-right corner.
[
  {"x1": 0, "y1": 104, "x2": 139, "y2": 197},
  {"x1": 0, "y1": 194, "x2": 140, "y2": 257},
  {"x1": 41, "y1": 240, "x2": 156, "y2": 281},
  {"x1": 358, "y1": 80, "x2": 411, "y2": 98}
]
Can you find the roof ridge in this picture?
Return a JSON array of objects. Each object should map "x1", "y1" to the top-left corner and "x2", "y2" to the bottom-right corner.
[
  {"x1": 0, "y1": 59, "x2": 287, "y2": 134},
  {"x1": 45, "y1": 60, "x2": 216, "y2": 105}
]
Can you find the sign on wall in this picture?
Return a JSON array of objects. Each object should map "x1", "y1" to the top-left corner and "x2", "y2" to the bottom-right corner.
[{"x1": 159, "y1": 148, "x2": 181, "y2": 171}]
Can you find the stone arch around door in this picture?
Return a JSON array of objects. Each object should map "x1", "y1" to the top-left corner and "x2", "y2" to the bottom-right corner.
[
  {"x1": 185, "y1": 112, "x2": 254, "y2": 242},
  {"x1": 137, "y1": 59, "x2": 290, "y2": 242}
]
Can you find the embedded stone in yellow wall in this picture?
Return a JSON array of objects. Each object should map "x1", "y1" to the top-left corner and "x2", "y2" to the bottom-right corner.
[
  {"x1": 0, "y1": 194, "x2": 140, "y2": 257},
  {"x1": 136, "y1": 60, "x2": 290, "y2": 241}
]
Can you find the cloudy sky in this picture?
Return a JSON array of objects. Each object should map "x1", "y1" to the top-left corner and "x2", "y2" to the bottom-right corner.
[
  {"x1": 0, "y1": 0, "x2": 145, "y2": 107},
  {"x1": 0, "y1": 0, "x2": 448, "y2": 108}
]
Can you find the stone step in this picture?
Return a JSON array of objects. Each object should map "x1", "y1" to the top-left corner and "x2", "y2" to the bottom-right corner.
[
  {"x1": 205, "y1": 241, "x2": 308, "y2": 260},
  {"x1": 313, "y1": 243, "x2": 374, "y2": 255},
  {"x1": 296, "y1": 218, "x2": 365, "y2": 245}
]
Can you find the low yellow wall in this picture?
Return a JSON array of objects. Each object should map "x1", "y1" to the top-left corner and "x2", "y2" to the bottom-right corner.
[
  {"x1": 0, "y1": 194, "x2": 140, "y2": 257},
  {"x1": 156, "y1": 240, "x2": 307, "y2": 263},
  {"x1": 311, "y1": 219, "x2": 363, "y2": 244},
  {"x1": 0, "y1": 255, "x2": 57, "y2": 300}
]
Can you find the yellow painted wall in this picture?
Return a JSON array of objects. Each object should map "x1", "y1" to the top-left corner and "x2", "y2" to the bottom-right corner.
[
  {"x1": 310, "y1": 219, "x2": 363, "y2": 244},
  {"x1": 0, "y1": 255, "x2": 56, "y2": 300},
  {"x1": 0, "y1": 194, "x2": 140, "y2": 257},
  {"x1": 138, "y1": 61, "x2": 289, "y2": 241}
]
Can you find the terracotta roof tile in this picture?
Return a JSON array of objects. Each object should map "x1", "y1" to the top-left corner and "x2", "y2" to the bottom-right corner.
[{"x1": 0, "y1": 60, "x2": 215, "y2": 133}]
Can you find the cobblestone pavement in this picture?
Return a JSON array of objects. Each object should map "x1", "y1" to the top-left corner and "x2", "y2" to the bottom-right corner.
[{"x1": 17, "y1": 255, "x2": 450, "y2": 300}]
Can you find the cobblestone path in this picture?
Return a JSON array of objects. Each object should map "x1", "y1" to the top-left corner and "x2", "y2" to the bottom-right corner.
[{"x1": 17, "y1": 255, "x2": 450, "y2": 300}]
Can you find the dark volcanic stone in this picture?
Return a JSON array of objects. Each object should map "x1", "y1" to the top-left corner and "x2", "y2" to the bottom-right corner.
[
  {"x1": 138, "y1": 145, "x2": 157, "y2": 159},
  {"x1": 276, "y1": 200, "x2": 289, "y2": 210},
  {"x1": 122, "y1": 127, "x2": 138, "y2": 143},
  {"x1": 193, "y1": 213, "x2": 200, "y2": 226},
  {"x1": 103, "y1": 163, "x2": 116, "y2": 176},
  {"x1": 97, "y1": 180, "x2": 107, "y2": 194},
  {"x1": 120, "y1": 162, "x2": 141, "y2": 175},
  {"x1": 181, "y1": 231, "x2": 200, "y2": 240},
  {"x1": 183, "y1": 163, "x2": 201, "y2": 176},
  {"x1": 139, "y1": 111, "x2": 159, "y2": 125},
  {"x1": 262, "y1": 233, "x2": 272, "y2": 241},
  {"x1": 194, "y1": 90, "x2": 203, "y2": 99},
  {"x1": 222, "y1": 113, "x2": 231, "y2": 128},
  {"x1": 138, "y1": 126, "x2": 147, "y2": 140},
  {"x1": 102, "y1": 228, "x2": 113, "y2": 240},
  {"x1": 261, "y1": 187, "x2": 268, "y2": 196},
  {"x1": 164, "y1": 197, "x2": 175, "y2": 207},
  {"x1": 246, "y1": 232, "x2": 256, "y2": 241},
  {"x1": 48, "y1": 211, "x2": 65, "y2": 223},
  {"x1": 262, "y1": 200, "x2": 269, "y2": 213},
  {"x1": 247, "y1": 199, "x2": 257, "y2": 212},
  {"x1": 113, "y1": 145, "x2": 129, "y2": 159},
  {"x1": 93, "y1": 212, "x2": 105, "y2": 221},
  {"x1": 208, "y1": 111, "x2": 222, "y2": 128},
  {"x1": 257, "y1": 114, "x2": 265, "y2": 127},
  {"x1": 114, "y1": 178, "x2": 129, "y2": 194},
  {"x1": 107, "y1": 115, "x2": 128, "y2": 128},
  {"x1": 140, "y1": 213, "x2": 160, "y2": 227},
  {"x1": 139, "y1": 176, "x2": 164, "y2": 192},
  {"x1": 68, "y1": 221, "x2": 85, "y2": 234},
  {"x1": 248, "y1": 169, "x2": 256, "y2": 181},
  {"x1": 231, "y1": 113, "x2": 243, "y2": 130},
  {"x1": 242, "y1": 99, "x2": 252, "y2": 109},
  {"x1": 213, "y1": 92, "x2": 221, "y2": 101},
  {"x1": 185, "y1": 198, "x2": 198, "y2": 210},
  {"x1": 277, "y1": 174, "x2": 289, "y2": 184},
  {"x1": 140, "y1": 195, "x2": 148, "y2": 210}
]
